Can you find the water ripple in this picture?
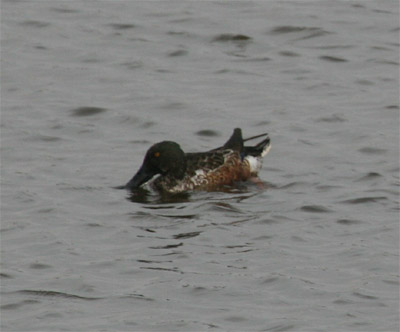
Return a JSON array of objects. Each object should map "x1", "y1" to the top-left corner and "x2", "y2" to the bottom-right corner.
[
  {"x1": 69, "y1": 106, "x2": 107, "y2": 117},
  {"x1": 336, "y1": 219, "x2": 363, "y2": 225},
  {"x1": 340, "y1": 196, "x2": 387, "y2": 204},
  {"x1": 355, "y1": 172, "x2": 382, "y2": 181},
  {"x1": 212, "y1": 34, "x2": 252, "y2": 42},
  {"x1": 269, "y1": 26, "x2": 331, "y2": 40},
  {"x1": 319, "y1": 55, "x2": 348, "y2": 62},
  {"x1": 173, "y1": 231, "x2": 202, "y2": 239},
  {"x1": 7, "y1": 290, "x2": 102, "y2": 301},
  {"x1": 358, "y1": 147, "x2": 387, "y2": 154},
  {"x1": 299, "y1": 205, "x2": 332, "y2": 213}
]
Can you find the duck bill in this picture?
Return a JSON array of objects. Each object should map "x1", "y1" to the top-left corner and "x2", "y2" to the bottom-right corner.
[{"x1": 126, "y1": 165, "x2": 156, "y2": 190}]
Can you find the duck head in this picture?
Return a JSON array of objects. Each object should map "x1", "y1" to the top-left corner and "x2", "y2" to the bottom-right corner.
[{"x1": 126, "y1": 141, "x2": 186, "y2": 190}]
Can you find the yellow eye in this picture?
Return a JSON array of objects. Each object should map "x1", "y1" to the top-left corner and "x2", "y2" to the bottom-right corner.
[{"x1": 154, "y1": 152, "x2": 160, "y2": 157}]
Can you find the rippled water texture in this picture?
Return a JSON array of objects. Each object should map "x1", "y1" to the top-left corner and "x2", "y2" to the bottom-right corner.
[{"x1": 1, "y1": 1, "x2": 399, "y2": 331}]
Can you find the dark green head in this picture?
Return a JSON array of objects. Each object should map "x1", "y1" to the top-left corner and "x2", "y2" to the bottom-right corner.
[{"x1": 126, "y1": 141, "x2": 186, "y2": 190}]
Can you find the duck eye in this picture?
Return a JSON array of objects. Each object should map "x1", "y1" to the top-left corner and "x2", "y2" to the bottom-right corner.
[{"x1": 154, "y1": 152, "x2": 160, "y2": 158}]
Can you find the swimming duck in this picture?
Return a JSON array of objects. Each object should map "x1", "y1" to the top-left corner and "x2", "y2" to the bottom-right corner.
[{"x1": 125, "y1": 128, "x2": 271, "y2": 193}]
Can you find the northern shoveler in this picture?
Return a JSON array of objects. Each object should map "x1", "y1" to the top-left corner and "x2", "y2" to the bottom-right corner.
[{"x1": 125, "y1": 128, "x2": 271, "y2": 193}]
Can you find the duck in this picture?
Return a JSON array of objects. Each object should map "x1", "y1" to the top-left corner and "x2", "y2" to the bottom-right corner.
[{"x1": 125, "y1": 128, "x2": 271, "y2": 193}]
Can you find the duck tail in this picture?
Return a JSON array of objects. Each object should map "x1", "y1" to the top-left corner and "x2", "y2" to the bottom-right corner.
[
  {"x1": 243, "y1": 133, "x2": 271, "y2": 157},
  {"x1": 222, "y1": 128, "x2": 244, "y2": 152},
  {"x1": 243, "y1": 132, "x2": 269, "y2": 143}
]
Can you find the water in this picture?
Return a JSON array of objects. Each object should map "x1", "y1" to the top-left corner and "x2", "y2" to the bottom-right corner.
[{"x1": 1, "y1": 1, "x2": 399, "y2": 331}]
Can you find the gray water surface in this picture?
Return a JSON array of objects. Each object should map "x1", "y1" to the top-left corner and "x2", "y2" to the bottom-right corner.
[{"x1": 1, "y1": 1, "x2": 399, "y2": 331}]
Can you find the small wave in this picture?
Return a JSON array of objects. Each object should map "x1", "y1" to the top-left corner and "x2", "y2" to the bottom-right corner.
[
  {"x1": 195, "y1": 129, "x2": 220, "y2": 137},
  {"x1": 140, "y1": 266, "x2": 181, "y2": 273},
  {"x1": 149, "y1": 242, "x2": 183, "y2": 249},
  {"x1": 69, "y1": 106, "x2": 107, "y2": 117},
  {"x1": 336, "y1": 219, "x2": 363, "y2": 225},
  {"x1": 355, "y1": 172, "x2": 382, "y2": 181},
  {"x1": 202, "y1": 201, "x2": 244, "y2": 214},
  {"x1": 168, "y1": 49, "x2": 188, "y2": 57},
  {"x1": 260, "y1": 276, "x2": 279, "y2": 284},
  {"x1": 159, "y1": 102, "x2": 186, "y2": 110},
  {"x1": 121, "y1": 61, "x2": 143, "y2": 70},
  {"x1": 234, "y1": 56, "x2": 272, "y2": 62},
  {"x1": 29, "y1": 263, "x2": 52, "y2": 269},
  {"x1": 358, "y1": 147, "x2": 387, "y2": 155},
  {"x1": 299, "y1": 205, "x2": 332, "y2": 213},
  {"x1": 340, "y1": 196, "x2": 387, "y2": 204},
  {"x1": 315, "y1": 114, "x2": 346, "y2": 123},
  {"x1": 385, "y1": 105, "x2": 399, "y2": 109},
  {"x1": 319, "y1": 55, "x2": 348, "y2": 63},
  {"x1": 20, "y1": 20, "x2": 50, "y2": 28},
  {"x1": 269, "y1": 26, "x2": 330, "y2": 40},
  {"x1": 278, "y1": 181, "x2": 308, "y2": 189},
  {"x1": 10, "y1": 290, "x2": 102, "y2": 301},
  {"x1": 262, "y1": 323, "x2": 296, "y2": 331},
  {"x1": 1, "y1": 299, "x2": 40, "y2": 310},
  {"x1": 25, "y1": 134, "x2": 62, "y2": 142},
  {"x1": 352, "y1": 291, "x2": 379, "y2": 300},
  {"x1": 108, "y1": 23, "x2": 136, "y2": 30},
  {"x1": 332, "y1": 299, "x2": 354, "y2": 305},
  {"x1": 119, "y1": 293, "x2": 154, "y2": 301},
  {"x1": 279, "y1": 51, "x2": 300, "y2": 57},
  {"x1": 382, "y1": 279, "x2": 399, "y2": 286},
  {"x1": 50, "y1": 7, "x2": 79, "y2": 14},
  {"x1": 212, "y1": 34, "x2": 252, "y2": 43},
  {"x1": 173, "y1": 231, "x2": 202, "y2": 239}
]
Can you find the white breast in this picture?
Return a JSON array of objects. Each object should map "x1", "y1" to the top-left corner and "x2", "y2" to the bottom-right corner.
[{"x1": 245, "y1": 155, "x2": 262, "y2": 173}]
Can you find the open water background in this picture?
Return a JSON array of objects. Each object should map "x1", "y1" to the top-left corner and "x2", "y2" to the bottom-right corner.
[{"x1": 1, "y1": 1, "x2": 399, "y2": 331}]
